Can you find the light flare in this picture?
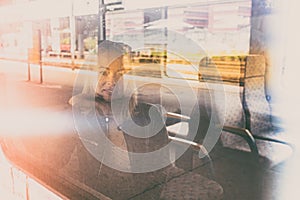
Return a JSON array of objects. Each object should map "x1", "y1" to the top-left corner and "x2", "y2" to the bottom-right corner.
[{"x1": 0, "y1": 108, "x2": 74, "y2": 137}]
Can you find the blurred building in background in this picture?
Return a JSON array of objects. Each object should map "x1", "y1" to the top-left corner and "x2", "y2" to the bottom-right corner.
[{"x1": 0, "y1": 0, "x2": 252, "y2": 61}]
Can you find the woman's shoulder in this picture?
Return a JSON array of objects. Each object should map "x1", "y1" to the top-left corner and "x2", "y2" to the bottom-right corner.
[
  {"x1": 69, "y1": 93, "x2": 95, "y2": 106},
  {"x1": 131, "y1": 103, "x2": 166, "y2": 125}
]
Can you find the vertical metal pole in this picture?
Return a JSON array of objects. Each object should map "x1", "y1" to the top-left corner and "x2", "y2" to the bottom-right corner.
[
  {"x1": 27, "y1": 61, "x2": 31, "y2": 81},
  {"x1": 38, "y1": 30, "x2": 43, "y2": 84},
  {"x1": 98, "y1": 0, "x2": 106, "y2": 46},
  {"x1": 98, "y1": 0, "x2": 106, "y2": 69},
  {"x1": 70, "y1": 0, "x2": 76, "y2": 70},
  {"x1": 162, "y1": 6, "x2": 168, "y2": 75},
  {"x1": 39, "y1": 61, "x2": 43, "y2": 84}
]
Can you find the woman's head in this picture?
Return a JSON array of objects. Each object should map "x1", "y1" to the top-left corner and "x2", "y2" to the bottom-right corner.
[
  {"x1": 95, "y1": 66, "x2": 124, "y2": 102},
  {"x1": 95, "y1": 40, "x2": 137, "y2": 114},
  {"x1": 96, "y1": 40, "x2": 126, "y2": 102}
]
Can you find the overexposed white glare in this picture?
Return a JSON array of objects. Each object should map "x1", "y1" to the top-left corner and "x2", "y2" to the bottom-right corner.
[
  {"x1": 0, "y1": 0, "x2": 233, "y2": 24},
  {"x1": 0, "y1": 0, "x2": 72, "y2": 24},
  {"x1": 124, "y1": 0, "x2": 207, "y2": 10},
  {"x1": 271, "y1": 1, "x2": 300, "y2": 200},
  {"x1": 0, "y1": 108, "x2": 73, "y2": 137},
  {"x1": 274, "y1": 0, "x2": 300, "y2": 142}
]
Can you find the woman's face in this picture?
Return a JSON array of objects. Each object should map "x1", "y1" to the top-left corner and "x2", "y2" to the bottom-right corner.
[{"x1": 95, "y1": 69, "x2": 123, "y2": 102}]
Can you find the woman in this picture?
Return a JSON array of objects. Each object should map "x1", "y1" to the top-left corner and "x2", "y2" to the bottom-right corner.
[{"x1": 69, "y1": 40, "x2": 171, "y2": 199}]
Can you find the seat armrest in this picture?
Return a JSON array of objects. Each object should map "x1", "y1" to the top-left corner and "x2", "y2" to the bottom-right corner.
[
  {"x1": 168, "y1": 135, "x2": 215, "y2": 179},
  {"x1": 222, "y1": 125, "x2": 251, "y2": 137},
  {"x1": 168, "y1": 136, "x2": 208, "y2": 155},
  {"x1": 221, "y1": 125, "x2": 259, "y2": 159},
  {"x1": 165, "y1": 112, "x2": 190, "y2": 122}
]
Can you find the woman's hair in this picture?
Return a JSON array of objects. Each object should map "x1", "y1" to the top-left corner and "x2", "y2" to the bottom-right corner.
[
  {"x1": 69, "y1": 40, "x2": 137, "y2": 117},
  {"x1": 96, "y1": 40, "x2": 137, "y2": 116}
]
